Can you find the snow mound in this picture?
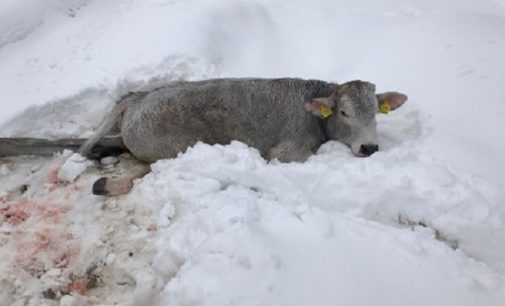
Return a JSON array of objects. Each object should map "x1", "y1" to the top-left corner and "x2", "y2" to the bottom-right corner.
[{"x1": 137, "y1": 141, "x2": 505, "y2": 305}]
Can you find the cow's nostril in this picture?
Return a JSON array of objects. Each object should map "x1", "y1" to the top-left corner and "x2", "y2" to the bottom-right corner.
[{"x1": 359, "y1": 144, "x2": 379, "y2": 156}]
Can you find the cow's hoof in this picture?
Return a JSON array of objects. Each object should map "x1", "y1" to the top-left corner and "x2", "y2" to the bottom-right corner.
[
  {"x1": 92, "y1": 177, "x2": 133, "y2": 196},
  {"x1": 92, "y1": 177, "x2": 109, "y2": 195}
]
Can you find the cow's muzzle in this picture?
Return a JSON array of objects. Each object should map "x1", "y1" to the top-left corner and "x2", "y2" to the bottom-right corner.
[{"x1": 359, "y1": 144, "x2": 379, "y2": 156}]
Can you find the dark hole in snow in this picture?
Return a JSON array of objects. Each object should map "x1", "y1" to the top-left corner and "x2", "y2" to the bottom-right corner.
[
  {"x1": 42, "y1": 288, "x2": 56, "y2": 299},
  {"x1": 19, "y1": 184, "x2": 29, "y2": 194}
]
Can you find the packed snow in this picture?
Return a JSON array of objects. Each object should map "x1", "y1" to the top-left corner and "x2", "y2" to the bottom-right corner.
[{"x1": 1, "y1": 0, "x2": 505, "y2": 305}]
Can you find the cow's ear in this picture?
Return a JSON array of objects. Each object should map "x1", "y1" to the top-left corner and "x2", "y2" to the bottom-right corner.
[
  {"x1": 376, "y1": 92, "x2": 408, "y2": 114},
  {"x1": 304, "y1": 97, "x2": 335, "y2": 118}
]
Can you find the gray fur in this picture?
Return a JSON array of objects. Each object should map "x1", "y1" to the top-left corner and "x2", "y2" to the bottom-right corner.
[{"x1": 80, "y1": 78, "x2": 406, "y2": 163}]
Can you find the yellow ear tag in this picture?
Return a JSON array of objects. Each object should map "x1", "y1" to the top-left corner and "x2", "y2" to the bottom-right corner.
[
  {"x1": 379, "y1": 101, "x2": 391, "y2": 114},
  {"x1": 319, "y1": 104, "x2": 333, "y2": 118}
]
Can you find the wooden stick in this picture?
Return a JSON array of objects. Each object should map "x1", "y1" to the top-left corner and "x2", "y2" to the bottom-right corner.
[{"x1": 0, "y1": 137, "x2": 127, "y2": 159}]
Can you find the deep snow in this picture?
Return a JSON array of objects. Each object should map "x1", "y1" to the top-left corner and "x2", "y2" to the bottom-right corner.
[{"x1": 1, "y1": 0, "x2": 505, "y2": 305}]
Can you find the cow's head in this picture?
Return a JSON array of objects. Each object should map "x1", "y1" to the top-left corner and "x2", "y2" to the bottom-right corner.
[{"x1": 304, "y1": 80, "x2": 407, "y2": 157}]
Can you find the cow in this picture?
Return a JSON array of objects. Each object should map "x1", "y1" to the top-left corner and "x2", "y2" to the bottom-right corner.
[{"x1": 80, "y1": 78, "x2": 407, "y2": 196}]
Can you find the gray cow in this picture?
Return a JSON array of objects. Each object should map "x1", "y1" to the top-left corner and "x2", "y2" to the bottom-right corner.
[{"x1": 80, "y1": 78, "x2": 407, "y2": 196}]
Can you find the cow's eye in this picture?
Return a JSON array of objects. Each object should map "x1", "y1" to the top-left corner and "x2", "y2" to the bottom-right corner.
[{"x1": 340, "y1": 111, "x2": 349, "y2": 117}]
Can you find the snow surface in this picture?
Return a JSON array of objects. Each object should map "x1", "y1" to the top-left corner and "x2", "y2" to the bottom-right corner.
[
  {"x1": 56, "y1": 152, "x2": 93, "y2": 182},
  {"x1": 1, "y1": 0, "x2": 505, "y2": 305}
]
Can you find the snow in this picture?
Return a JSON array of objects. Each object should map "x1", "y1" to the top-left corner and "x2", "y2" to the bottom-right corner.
[
  {"x1": 57, "y1": 152, "x2": 92, "y2": 182},
  {"x1": 146, "y1": 141, "x2": 505, "y2": 306},
  {"x1": 1, "y1": 0, "x2": 505, "y2": 305}
]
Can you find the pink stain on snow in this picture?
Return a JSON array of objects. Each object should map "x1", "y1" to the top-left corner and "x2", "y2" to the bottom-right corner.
[
  {"x1": 66, "y1": 280, "x2": 88, "y2": 295},
  {"x1": 1, "y1": 192, "x2": 80, "y2": 277},
  {"x1": 1, "y1": 197, "x2": 70, "y2": 225},
  {"x1": 0, "y1": 199, "x2": 31, "y2": 225},
  {"x1": 46, "y1": 169, "x2": 61, "y2": 185}
]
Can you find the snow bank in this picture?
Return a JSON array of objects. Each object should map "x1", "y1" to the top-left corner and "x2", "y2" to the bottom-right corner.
[{"x1": 137, "y1": 141, "x2": 505, "y2": 306}]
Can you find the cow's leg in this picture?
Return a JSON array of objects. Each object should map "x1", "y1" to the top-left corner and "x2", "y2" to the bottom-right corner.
[
  {"x1": 92, "y1": 163, "x2": 150, "y2": 196},
  {"x1": 268, "y1": 141, "x2": 312, "y2": 163}
]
